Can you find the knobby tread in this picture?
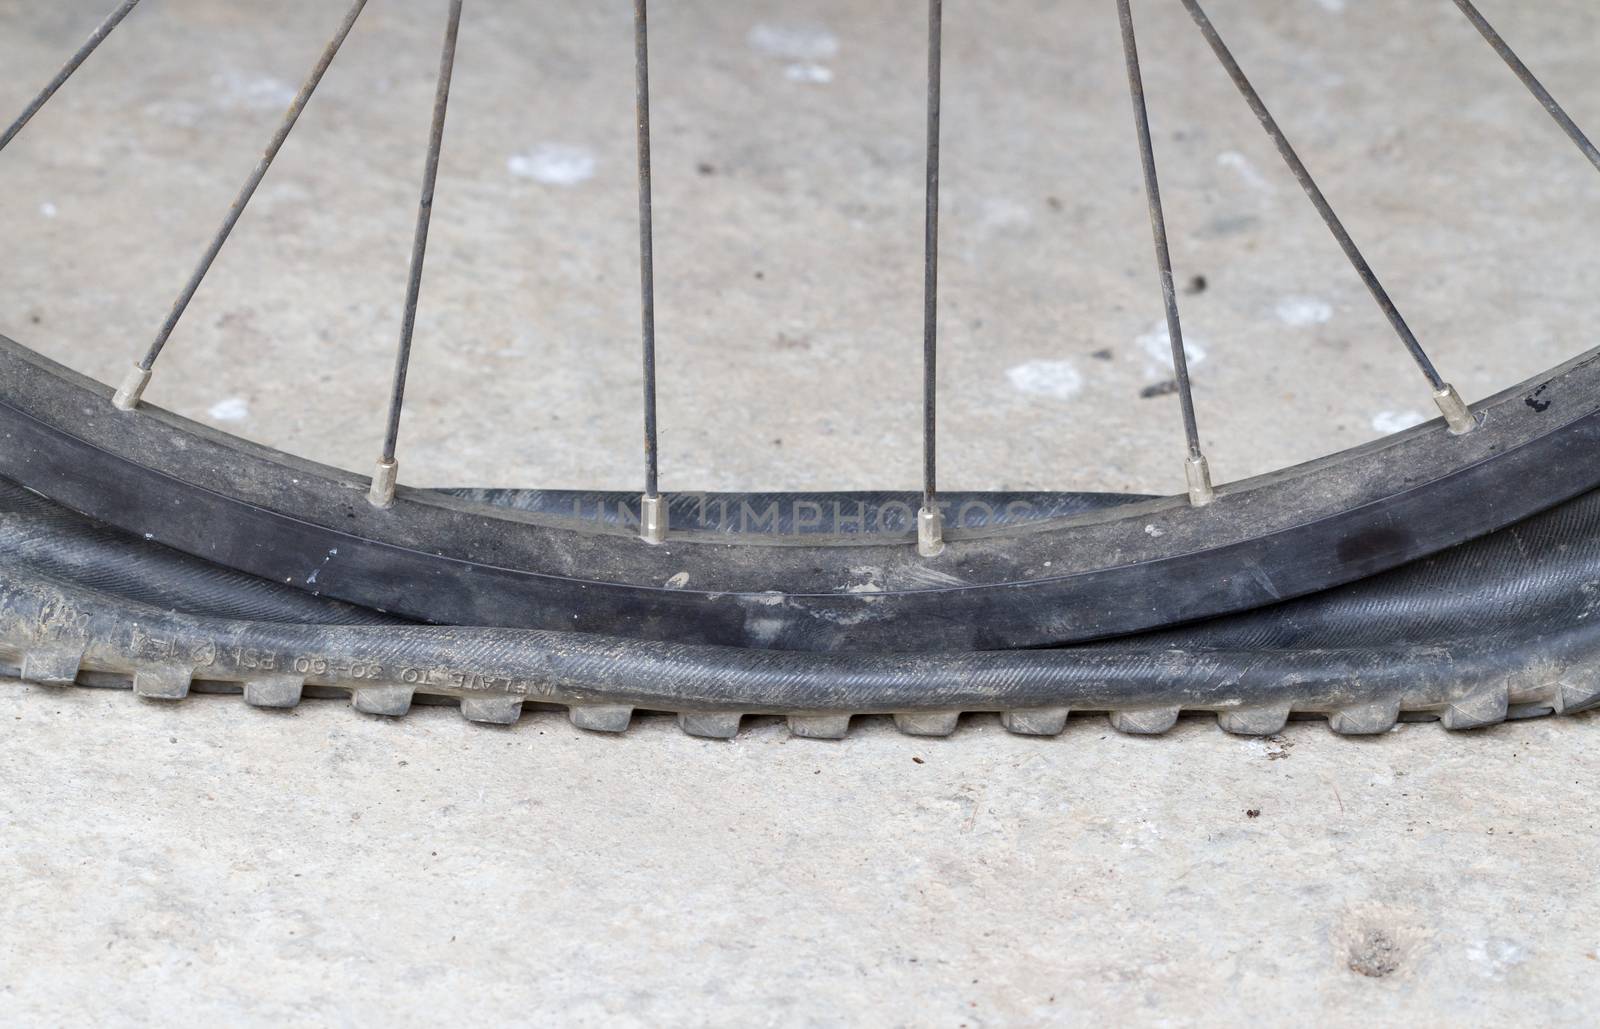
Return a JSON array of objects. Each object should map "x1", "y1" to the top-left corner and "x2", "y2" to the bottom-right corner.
[
  {"x1": 0, "y1": 642, "x2": 1584, "y2": 740},
  {"x1": 1, "y1": 569, "x2": 1595, "y2": 740}
]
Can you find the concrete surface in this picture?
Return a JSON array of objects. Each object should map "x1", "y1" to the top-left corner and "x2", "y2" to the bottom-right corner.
[{"x1": 2, "y1": 0, "x2": 1599, "y2": 1023}]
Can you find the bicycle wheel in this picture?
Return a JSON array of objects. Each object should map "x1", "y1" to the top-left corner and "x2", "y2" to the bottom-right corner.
[{"x1": 2, "y1": 0, "x2": 1598, "y2": 735}]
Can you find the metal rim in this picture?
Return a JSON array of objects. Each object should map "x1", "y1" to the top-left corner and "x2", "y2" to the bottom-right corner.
[{"x1": 2, "y1": 334, "x2": 1597, "y2": 651}]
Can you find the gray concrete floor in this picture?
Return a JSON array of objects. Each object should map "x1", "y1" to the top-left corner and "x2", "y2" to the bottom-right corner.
[{"x1": 2, "y1": 0, "x2": 1599, "y2": 1023}]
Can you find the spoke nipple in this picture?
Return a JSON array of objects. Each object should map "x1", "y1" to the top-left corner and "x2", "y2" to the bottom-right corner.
[
  {"x1": 1433, "y1": 383, "x2": 1477, "y2": 434},
  {"x1": 917, "y1": 506, "x2": 946, "y2": 557},
  {"x1": 368, "y1": 458, "x2": 398, "y2": 509},
  {"x1": 640, "y1": 493, "x2": 667, "y2": 545},
  {"x1": 1185, "y1": 454, "x2": 1216, "y2": 507},
  {"x1": 111, "y1": 364, "x2": 151, "y2": 411}
]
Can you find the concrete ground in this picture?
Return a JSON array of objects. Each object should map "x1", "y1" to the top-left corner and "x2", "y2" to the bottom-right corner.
[{"x1": 2, "y1": 0, "x2": 1598, "y2": 1023}]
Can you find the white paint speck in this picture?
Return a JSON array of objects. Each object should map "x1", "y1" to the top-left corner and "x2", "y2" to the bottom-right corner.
[
  {"x1": 743, "y1": 616, "x2": 784, "y2": 645},
  {"x1": 979, "y1": 197, "x2": 1033, "y2": 234},
  {"x1": 207, "y1": 397, "x2": 249, "y2": 422},
  {"x1": 785, "y1": 63, "x2": 833, "y2": 84},
  {"x1": 665, "y1": 571, "x2": 690, "y2": 589},
  {"x1": 1466, "y1": 937, "x2": 1527, "y2": 980},
  {"x1": 143, "y1": 99, "x2": 202, "y2": 128},
  {"x1": 1137, "y1": 321, "x2": 1207, "y2": 377},
  {"x1": 1275, "y1": 296, "x2": 1333, "y2": 327},
  {"x1": 1217, "y1": 150, "x2": 1273, "y2": 192},
  {"x1": 845, "y1": 566, "x2": 884, "y2": 594},
  {"x1": 1006, "y1": 359, "x2": 1083, "y2": 399},
  {"x1": 211, "y1": 71, "x2": 296, "y2": 112},
  {"x1": 747, "y1": 23, "x2": 839, "y2": 61},
  {"x1": 1371, "y1": 409, "x2": 1427, "y2": 434},
  {"x1": 307, "y1": 547, "x2": 340, "y2": 586},
  {"x1": 39, "y1": 202, "x2": 57, "y2": 218},
  {"x1": 508, "y1": 144, "x2": 596, "y2": 186},
  {"x1": 1144, "y1": 524, "x2": 1165, "y2": 538}
]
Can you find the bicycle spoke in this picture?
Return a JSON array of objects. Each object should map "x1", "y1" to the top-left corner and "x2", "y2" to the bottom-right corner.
[
  {"x1": 917, "y1": 0, "x2": 945, "y2": 556},
  {"x1": 634, "y1": 0, "x2": 666, "y2": 544},
  {"x1": 369, "y1": 0, "x2": 463, "y2": 509},
  {"x1": 1450, "y1": 0, "x2": 1600, "y2": 175},
  {"x1": 112, "y1": 0, "x2": 369, "y2": 412},
  {"x1": 0, "y1": 0, "x2": 142, "y2": 155},
  {"x1": 1178, "y1": 0, "x2": 1477, "y2": 434},
  {"x1": 1115, "y1": 0, "x2": 1214, "y2": 506}
]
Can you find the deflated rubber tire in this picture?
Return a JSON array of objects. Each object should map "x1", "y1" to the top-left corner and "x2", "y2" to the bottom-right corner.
[{"x1": 3, "y1": 477, "x2": 1598, "y2": 737}]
